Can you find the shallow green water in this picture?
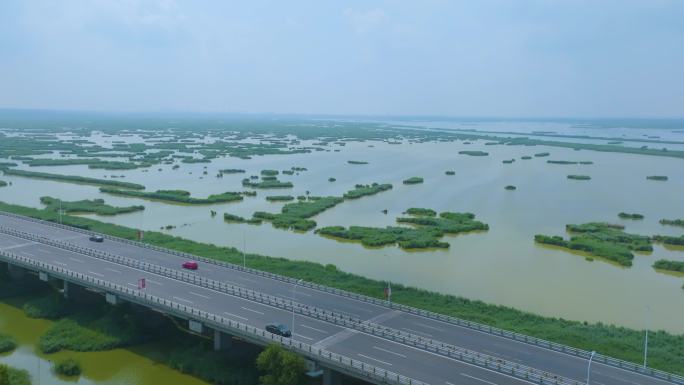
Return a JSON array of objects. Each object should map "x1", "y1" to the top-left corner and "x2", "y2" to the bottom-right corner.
[
  {"x1": 0, "y1": 300, "x2": 210, "y2": 385},
  {"x1": 1, "y1": 133, "x2": 683, "y2": 333}
]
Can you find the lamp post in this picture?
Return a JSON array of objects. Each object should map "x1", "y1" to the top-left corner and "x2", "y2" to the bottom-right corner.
[
  {"x1": 291, "y1": 278, "x2": 303, "y2": 336},
  {"x1": 382, "y1": 253, "x2": 392, "y2": 303},
  {"x1": 644, "y1": 305, "x2": 650, "y2": 368},
  {"x1": 586, "y1": 350, "x2": 596, "y2": 385},
  {"x1": 242, "y1": 229, "x2": 246, "y2": 269}
]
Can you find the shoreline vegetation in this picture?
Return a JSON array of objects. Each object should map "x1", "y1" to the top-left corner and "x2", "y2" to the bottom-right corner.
[
  {"x1": 99, "y1": 188, "x2": 245, "y2": 205},
  {"x1": 0, "y1": 168, "x2": 145, "y2": 189},
  {"x1": 316, "y1": 209, "x2": 488, "y2": 249},
  {"x1": 534, "y1": 222, "x2": 652, "y2": 267},
  {"x1": 40, "y1": 196, "x2": 144, "y2": 216},
  {"x1": 1, "y1": 201, "x2": 683, "y2": 375}
]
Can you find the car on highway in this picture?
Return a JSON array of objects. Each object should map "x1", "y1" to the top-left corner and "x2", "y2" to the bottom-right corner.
[
  {"x1": 182, "y1": 261, "x2": 198, "y2": 270},
  {"x1": 265, "y1": 323, "x2": 291, "y2": 337},
  {"x1": 89, "y1": 235, "x2": 104, "y2": 243}
]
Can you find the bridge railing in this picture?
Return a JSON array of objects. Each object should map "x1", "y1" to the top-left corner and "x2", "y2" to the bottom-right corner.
[
  {"x1": 3, "y1": 210, "x2": 683, "y2": 385},
  {"x1": 0, "y1": 225, "x2": 582, "y2": 385},
  {"x1": 0, "y1": 248, "x2": 424, "y2": 385}
]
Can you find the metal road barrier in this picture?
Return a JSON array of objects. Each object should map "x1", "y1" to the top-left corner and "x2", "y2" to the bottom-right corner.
[
  {"x1": 0, "y1": 248, "x2": 424, "y2": 385},
  {"x1": 0, "y1": 225, "x2": 582, "y2": 385},
  {"x1": 2, "y1": 211, "x2": 683, "y2": 385}
]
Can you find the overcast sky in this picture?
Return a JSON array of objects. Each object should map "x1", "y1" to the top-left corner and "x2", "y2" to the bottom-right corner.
[{"x1": 1, "y1": 1, "x2": 682, "y2": 118}]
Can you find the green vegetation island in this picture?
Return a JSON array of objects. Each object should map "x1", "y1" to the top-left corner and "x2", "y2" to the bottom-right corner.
[
  {"x1": 40, "y1": 196, "x2": 144, "y2": 216},
  {"x1": 535, "y1": 222, "x2": 652, "y2": 267},
  {"x1": 218, "y1": 168, "x2": 245, "y2": 174},
  {"x1": 567, "y1": 175, "x2": 591, "y2": 180},
  {"x1": 317, "y1": 209, "x2": 488, "y2": 249},
  {"x1": 0, "y1": 364, "x2": 31, "y2": 385},
  {"x1": 521, "y1": 156, "x2": 532, "y2": 160},
  {"x1": 347, "y1": 160, "x2": 368, "y2": 165},
  {"x1": 254, "y1": 196, "x2": 344, "y2": 231},
  {"x1": 265, "y1": 195, "x2": 295, "y2": 202},
  {"x1": 534, "y1": 152, "x2": 550, "y2": 157},
  {"x1": 328, "y1": 177, "x2": 336, "y2": 182},
  {"x1": 660, "y1": 219, "x2": 684, "y2": 227},
  {"x1": 502, "y1": 159, "x2": 515, "y2": 164},
  {"x1": 0, "y1": 333, "x2": 16, "y2": 353},
  {"x1": 618, "y1": 212, "x2": 644, "y2": 220},
  {"x1": 445, "y1": 170, "x2": 455, "y2": 175},
  {"x1": 242, "y1": 178, "x2": 293, "y2": 189},
  {"x1": 260, "y1": 169, "x2": 279, "y2": 176},
  {"x1": 646, "y1": 175, "x2": 668, "y2": 181},
  {"x1": 223, "y1": 212, "x2": 262, "y2": 225},
  {"x1": 402, "y1": 176, "x2": 424, "y2": 184},
  {"x1": 0, "y1": 180, "x2": 7, "y2": 187},
  {"x1": 458, "y1": 150, "x2": 488, "y2": 156},
  {"x1": 25, "y1": 158, "x2": 145, "y2": 170},
  {"x1": 100, "y1": 188, "x2": 244, "y2": 204},
  {"x1": 653, "y1": 260, "x2": 684, "y2": 274},
  {"x1": 1, "y1": 168, "x2": 145, "y2": 189},
  {"x1": 547, "y1": 160, "x2": 594, "y2": 165},
  {"x1": 54, "y1": 358, "x2": 82, "y2": 377},
  {"x1": 1, "y1": 201, "x2": 683, "y2": 375},
  {"x1": 505, "y1": 185, "x2": 517, "y2": 190},
  {"x1": 343, "y1": 183, "x2": 392, "y2": 199},
  {"x1": 652, "y1": 234, "x2": 684, "y2": 246}
]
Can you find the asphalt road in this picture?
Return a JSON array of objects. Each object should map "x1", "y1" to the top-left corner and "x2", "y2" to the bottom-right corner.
[{"x1": 0, "y1": 213, "x2": 674, "y2": 385}]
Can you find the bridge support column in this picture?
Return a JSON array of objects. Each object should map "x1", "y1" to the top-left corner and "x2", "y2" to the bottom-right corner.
[
  {"x1": 322, "y1": 367, "x2": 342, "y2": 385},
  {"x1": 105, "y1": 293, "x2": 122, "y2": 305},
  {"x1": 63, "y1": 280, "x2": 70, "y2": 299},
  {"x1": 213, "y1": 329, "x2": 233, "y2": 351},
  {"x1": 7, "y1": 263, "x2": 26, "y2": 280},
  {"x1": 189, "y1": 320, "x2": 203, "y2": 334}
]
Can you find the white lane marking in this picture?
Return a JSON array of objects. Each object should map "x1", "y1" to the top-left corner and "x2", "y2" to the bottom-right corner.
[
  {"x1": 460, "y1": 373, "x2": 498, "y2": 385},
  {"x1": 147, "y1": 279, "x2": 163, "y2": 286},
  {"x1": 357, "y1": 354, "x2": 392, "y2": 366},
  {"x1": 241, "y1": 306, "x2": 264, "y2": 315},
  {"x1": 300, "y1": 324, "x2": 328, "y2": 334},
  {"x1": 413, "y1": 322, "x2": 444, "y2": 332},
  {"x1": 105, "y1": 268, "x2": 121, "y2": 274},
  {"x1": 173, "y1": 296, "x2": 194, "y2": 304},
  {"x1": 223, "y1": 312, "x2": 248, "y2": 321},
  {"x1": 52, "y1": 260, "x2": 67, "y2": 266},
  {"x1": 373, "y1": 346, "x2": 407, "y2": 358},
  {"x1": 69, "y1": 257, "x2": 85, "y2": 263},
  {"x1": 88, "y1": 271, "x2": 104, "y2": 277},
  {"x1": 234, "y1": 276, "x2": 259, "y2": 284},
  {"x1": 189, "y1": 291, "x2": 211, "y2": 299},
  {"x1": 294, "y1": 333, "x2": 314, "y2": 341}
]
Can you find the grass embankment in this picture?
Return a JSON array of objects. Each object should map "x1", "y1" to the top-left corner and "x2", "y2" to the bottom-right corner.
[
  {"x1": 567, "y1": 175, "x2": 591, "y2": 180},
  {"x1": 40, "y1": 196, "x2": 144, "y2": 216},
  {"x1": 458, "y1": 151, "x2": 488, "y2": 156},
  {"x1": 0, "y1": 364, "x2": 31, "y2": 385},
  {"x1": 317, "y1": 210, "x2": 488, "y2": 249},
  {"x1": 402, "y1": 177, "x2": 423, "y2": 185},
  {"x1": 535, "y1": 222, "x2": 652, "y2": 267},
  {"x1": 647, "y1": 175, "x2": 668, "y2": 181},
  {"x1": 618, "y1": 212, "x2": 644, "y2": 220},
  {"x1": 660, "y1": 219, "x2": 684, "y2": 227},
  {"x1": 653, "y1": 260, "x2": 684, "y2": 274},
  {"x1": 100, "y1": 188, "x2": 244, "y2": 204},
  {"x1": 1, "y1": 201, "x2": 683, "y2": 375},
  {"x1": 0, "y1": 168, "x2": 144, "y2": 189}
]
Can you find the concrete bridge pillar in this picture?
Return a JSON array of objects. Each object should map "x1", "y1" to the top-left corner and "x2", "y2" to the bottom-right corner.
[
  {"x1": 213, "y1": 329, "x2": 233, "y2": 351},
  {"x1": 323, "y1": 367, "x2": 342, "y2": 385},
  {"x1": 63, "y1": 280, "x2": 70, "y2": 299},
  {"x1": 6, "y1": 263, "x2": 26, "y2": 280}
]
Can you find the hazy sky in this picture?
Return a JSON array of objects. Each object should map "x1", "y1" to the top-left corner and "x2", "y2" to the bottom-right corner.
[{"x1": 1, "y1": 1, "x2": 682, "y2": 117}]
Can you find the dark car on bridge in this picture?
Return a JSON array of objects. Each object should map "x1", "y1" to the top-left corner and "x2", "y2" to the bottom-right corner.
[
  {"x1": 182, "y1": 261, "x2": 198, "y2": 270},
  {"x1": 265, "y1": 323, "x2": 291, "y2": 337},
  {"x1": 89, "y1": 235, "x2": 104, "y2": 243}
]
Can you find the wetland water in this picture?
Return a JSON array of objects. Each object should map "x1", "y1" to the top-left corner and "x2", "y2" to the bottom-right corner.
[
  {"x1": 1, "y1": 124, "x2": 683, "y2": 333},
  {"x1": 0, "y1": 299, "x2": 210, "y2": 385}
]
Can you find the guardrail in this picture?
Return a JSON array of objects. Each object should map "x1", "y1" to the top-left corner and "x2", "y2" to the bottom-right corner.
[
  {"x1": 0, "y1": 225, "x2": 582, "y2": 385},
  {"x1": 0, "y1": 248, "x2": 425, "y2": 385},
  {"x1": 2, "y1": 210, "x2": 683, "y2": 385}
]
